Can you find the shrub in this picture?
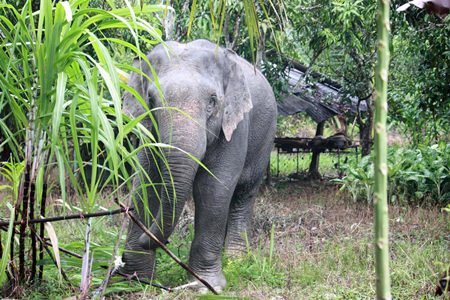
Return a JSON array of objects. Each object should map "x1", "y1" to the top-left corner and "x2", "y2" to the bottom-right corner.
[{"x1": 335, "y1": 142, "x2": 450, "y2": 205}]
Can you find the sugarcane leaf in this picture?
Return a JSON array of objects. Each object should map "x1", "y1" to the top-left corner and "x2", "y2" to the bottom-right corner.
[{"x1": 44, "y1": 221, "x2": 62, "y2": 281}]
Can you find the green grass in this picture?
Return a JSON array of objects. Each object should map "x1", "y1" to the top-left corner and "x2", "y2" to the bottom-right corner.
[
  {"x1": 17, "y1": 183, "x2": 448, "y2": 299},
  {"x1": 269, "y1": 151, "x2": 354, "y2": 177}
]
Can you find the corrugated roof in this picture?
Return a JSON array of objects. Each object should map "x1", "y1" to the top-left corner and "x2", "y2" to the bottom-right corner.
[
  {"x1": 278, "y1": 67, "x2": 367, "y2": 121},
  {"x1": 277, "y1": 95, "x2": 337, "y2": 123}
]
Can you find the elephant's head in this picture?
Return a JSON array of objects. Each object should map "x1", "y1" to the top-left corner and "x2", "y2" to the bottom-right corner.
[{"x1": 121, "y1": 40, "x2": 253, "y2": 277}]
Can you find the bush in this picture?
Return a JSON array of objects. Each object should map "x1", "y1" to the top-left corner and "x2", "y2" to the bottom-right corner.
[{"x1": 335, "y1": 142, "x2": 450, "y2": 205}]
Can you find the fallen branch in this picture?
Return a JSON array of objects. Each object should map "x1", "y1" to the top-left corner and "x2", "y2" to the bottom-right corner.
[
  {"x1": 111, "y1": 269, "x2": 172, "y2": 292},
  {"x1": 0, "y1": 225, "x2": 83, "y2": 260},
  {"x1": 116, "y1": 200, "x2": 219, "y2": 295},
  {"x1": 0, "y1": 207, "x2": 134, "y2": 227},
  {"x1": 42, "y1": 237, "x2": 173, "y2": 293}
]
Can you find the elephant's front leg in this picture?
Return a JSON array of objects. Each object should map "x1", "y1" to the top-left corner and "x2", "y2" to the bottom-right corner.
[
  {"x1": 189, "y1": 161, "x2": 244, "y2": 292},
  {"x1": 120, "y1": 149, "x2": 161, "y2": 278}
]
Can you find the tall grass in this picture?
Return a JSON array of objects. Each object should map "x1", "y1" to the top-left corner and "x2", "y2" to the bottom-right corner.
[{"x1": 0, "y1": 0, "x2": 167, "y2": 295}]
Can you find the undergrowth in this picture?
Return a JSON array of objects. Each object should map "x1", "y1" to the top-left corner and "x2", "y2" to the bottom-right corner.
[
  {"x1": 270, "y1": 152, "x2": 351, "y2": 178},
  {"x1": 335, "y1": 142, "x2": 450, "y2": 205},
  {"x1": 19, "y1": 184, "x2": 449, "y2": 299}
]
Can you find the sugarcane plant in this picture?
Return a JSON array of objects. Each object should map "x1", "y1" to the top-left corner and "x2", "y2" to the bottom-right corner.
[
  {"x1": 0, "y1": 0, "x2": 168, "y2": 296},
  {"x1": 373, "y1": 0, "x2": 392, "y2": 299}
]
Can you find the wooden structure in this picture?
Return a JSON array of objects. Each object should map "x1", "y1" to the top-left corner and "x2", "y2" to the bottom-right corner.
[
  {"x1": 274, "y1": 63, "x2": 365, "y2": 178},
  {"x1": 274, "y1": 136, "x2": 359, "y2": 177}
]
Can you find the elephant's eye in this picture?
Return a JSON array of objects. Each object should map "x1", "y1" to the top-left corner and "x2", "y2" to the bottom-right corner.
[
  {"x1": 207, "y1": 94, "x2": 217, "y2": 114},
  {"x1": 209, "y1": 94, "x2": 217, "y2": 106}
]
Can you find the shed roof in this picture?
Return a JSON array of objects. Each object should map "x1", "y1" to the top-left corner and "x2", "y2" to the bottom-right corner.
[
  {"x1": 278, "y1": 94, "x2": 338, "y2": 123},
  {"x1": 277, "y1": 66, "x2": 367, "y2": 122}
]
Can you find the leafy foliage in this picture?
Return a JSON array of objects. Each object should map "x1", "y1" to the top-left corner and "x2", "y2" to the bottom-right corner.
[
  {"x1": 0, "y1": 0, "x2": 169, "y2": 294},
  {"x1": 389, "y1": 7, "x2": 450, "y2": 145},
  {"x1": 336, "y1": 142, "x2": 450, "y2": 204},
  {"x1": 0, "y1": 0, "x2": 166, "y2": 204}
]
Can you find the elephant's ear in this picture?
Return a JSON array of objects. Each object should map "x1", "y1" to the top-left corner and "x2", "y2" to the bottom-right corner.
[{"x1": 222, "y1": 50, "x2": 253, "y2": 142}]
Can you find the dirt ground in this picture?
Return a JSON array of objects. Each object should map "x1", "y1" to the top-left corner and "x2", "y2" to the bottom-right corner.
[{"x1": 112, "y1": 179, "x2": 449, "y2": 299}]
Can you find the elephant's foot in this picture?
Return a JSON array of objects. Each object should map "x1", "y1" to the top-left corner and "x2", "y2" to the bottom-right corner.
[
  {"x1": 116, "y1": 249, "x2": 156, "y2": 281},
  {"x1": 225, "y1": 242, "x2": 248, "y2": 257},
  {"x1": 225, "y1": 232, "x2": 249, "y2": 256},
  {"x1": 186, "y1": 271, "x2": 226, "y2": 294},
  {"x1": 115, "y1": 265, "x2": 155, "y2": 281}
]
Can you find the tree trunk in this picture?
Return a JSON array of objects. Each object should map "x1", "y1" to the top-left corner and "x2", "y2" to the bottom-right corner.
[{"x1": 308, "y1": 121, "x2": 325, "y2": 179}]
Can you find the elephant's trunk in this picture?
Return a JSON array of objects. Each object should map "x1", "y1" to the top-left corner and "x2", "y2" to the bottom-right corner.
[{"x1": 139, "y1": 112, "x2": 206, "y2": 249}]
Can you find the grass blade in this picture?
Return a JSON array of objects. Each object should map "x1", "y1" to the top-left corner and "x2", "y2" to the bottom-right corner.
[{"x1": 0, "y1": 203, "x2": 15, "y2": 285}]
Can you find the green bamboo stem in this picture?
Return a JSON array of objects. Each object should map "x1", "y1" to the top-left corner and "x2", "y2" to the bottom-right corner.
[{"x1": 374, "y1": 0, "x2": 392, "y2": 299}]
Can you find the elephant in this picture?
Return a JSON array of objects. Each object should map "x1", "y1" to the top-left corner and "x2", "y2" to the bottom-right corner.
[{"x1": 120, "y1": 39, "x2": 277, "y2": 292}]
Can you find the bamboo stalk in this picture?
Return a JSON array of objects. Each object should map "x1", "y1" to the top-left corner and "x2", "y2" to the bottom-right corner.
[{"x1": 374, "y1": 0, "x2": 392, "y2": 299}]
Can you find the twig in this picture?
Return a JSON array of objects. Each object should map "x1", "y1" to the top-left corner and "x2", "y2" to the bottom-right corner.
[
  {"x1": 171, "y1": 281, "x2": 200, "y2": 291},
  {"x1": 0, "y1": 207, "x2": 134, "y2": 227},
  {"x1": 45, "y1": 241, "x2": 83, "y2": 259},
  {"x1": 106, "y1": 270, "x2": 172, "y2": 292},
  {"x1": 298, "y1": 4, "x2": 322, "y2": 11},
  {"x1": 116, "y1": 201, "x2": 219, "y2": 295},
  {"x1": 0, "y1": 225, "x2": 83, "y2": 259}
]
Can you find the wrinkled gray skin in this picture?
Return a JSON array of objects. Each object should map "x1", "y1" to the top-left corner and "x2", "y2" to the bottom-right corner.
[{"x1": 121, "y1": 39, "x2": 277, "y2": 291}]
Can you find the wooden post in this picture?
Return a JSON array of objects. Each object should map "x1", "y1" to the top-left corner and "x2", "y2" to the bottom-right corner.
[{"x1": 308, "y1": 121, "x2": 325, "y2": 179}]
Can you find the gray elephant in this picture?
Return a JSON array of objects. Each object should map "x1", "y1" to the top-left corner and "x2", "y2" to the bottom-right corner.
[{"x1": 121, "y1": 39, "x2": 277, "y2": 291}]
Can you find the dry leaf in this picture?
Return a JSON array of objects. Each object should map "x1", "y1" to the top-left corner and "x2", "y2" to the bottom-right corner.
[{"x1": 44, "y1": 221, "x2": 62, "y2": 280}]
